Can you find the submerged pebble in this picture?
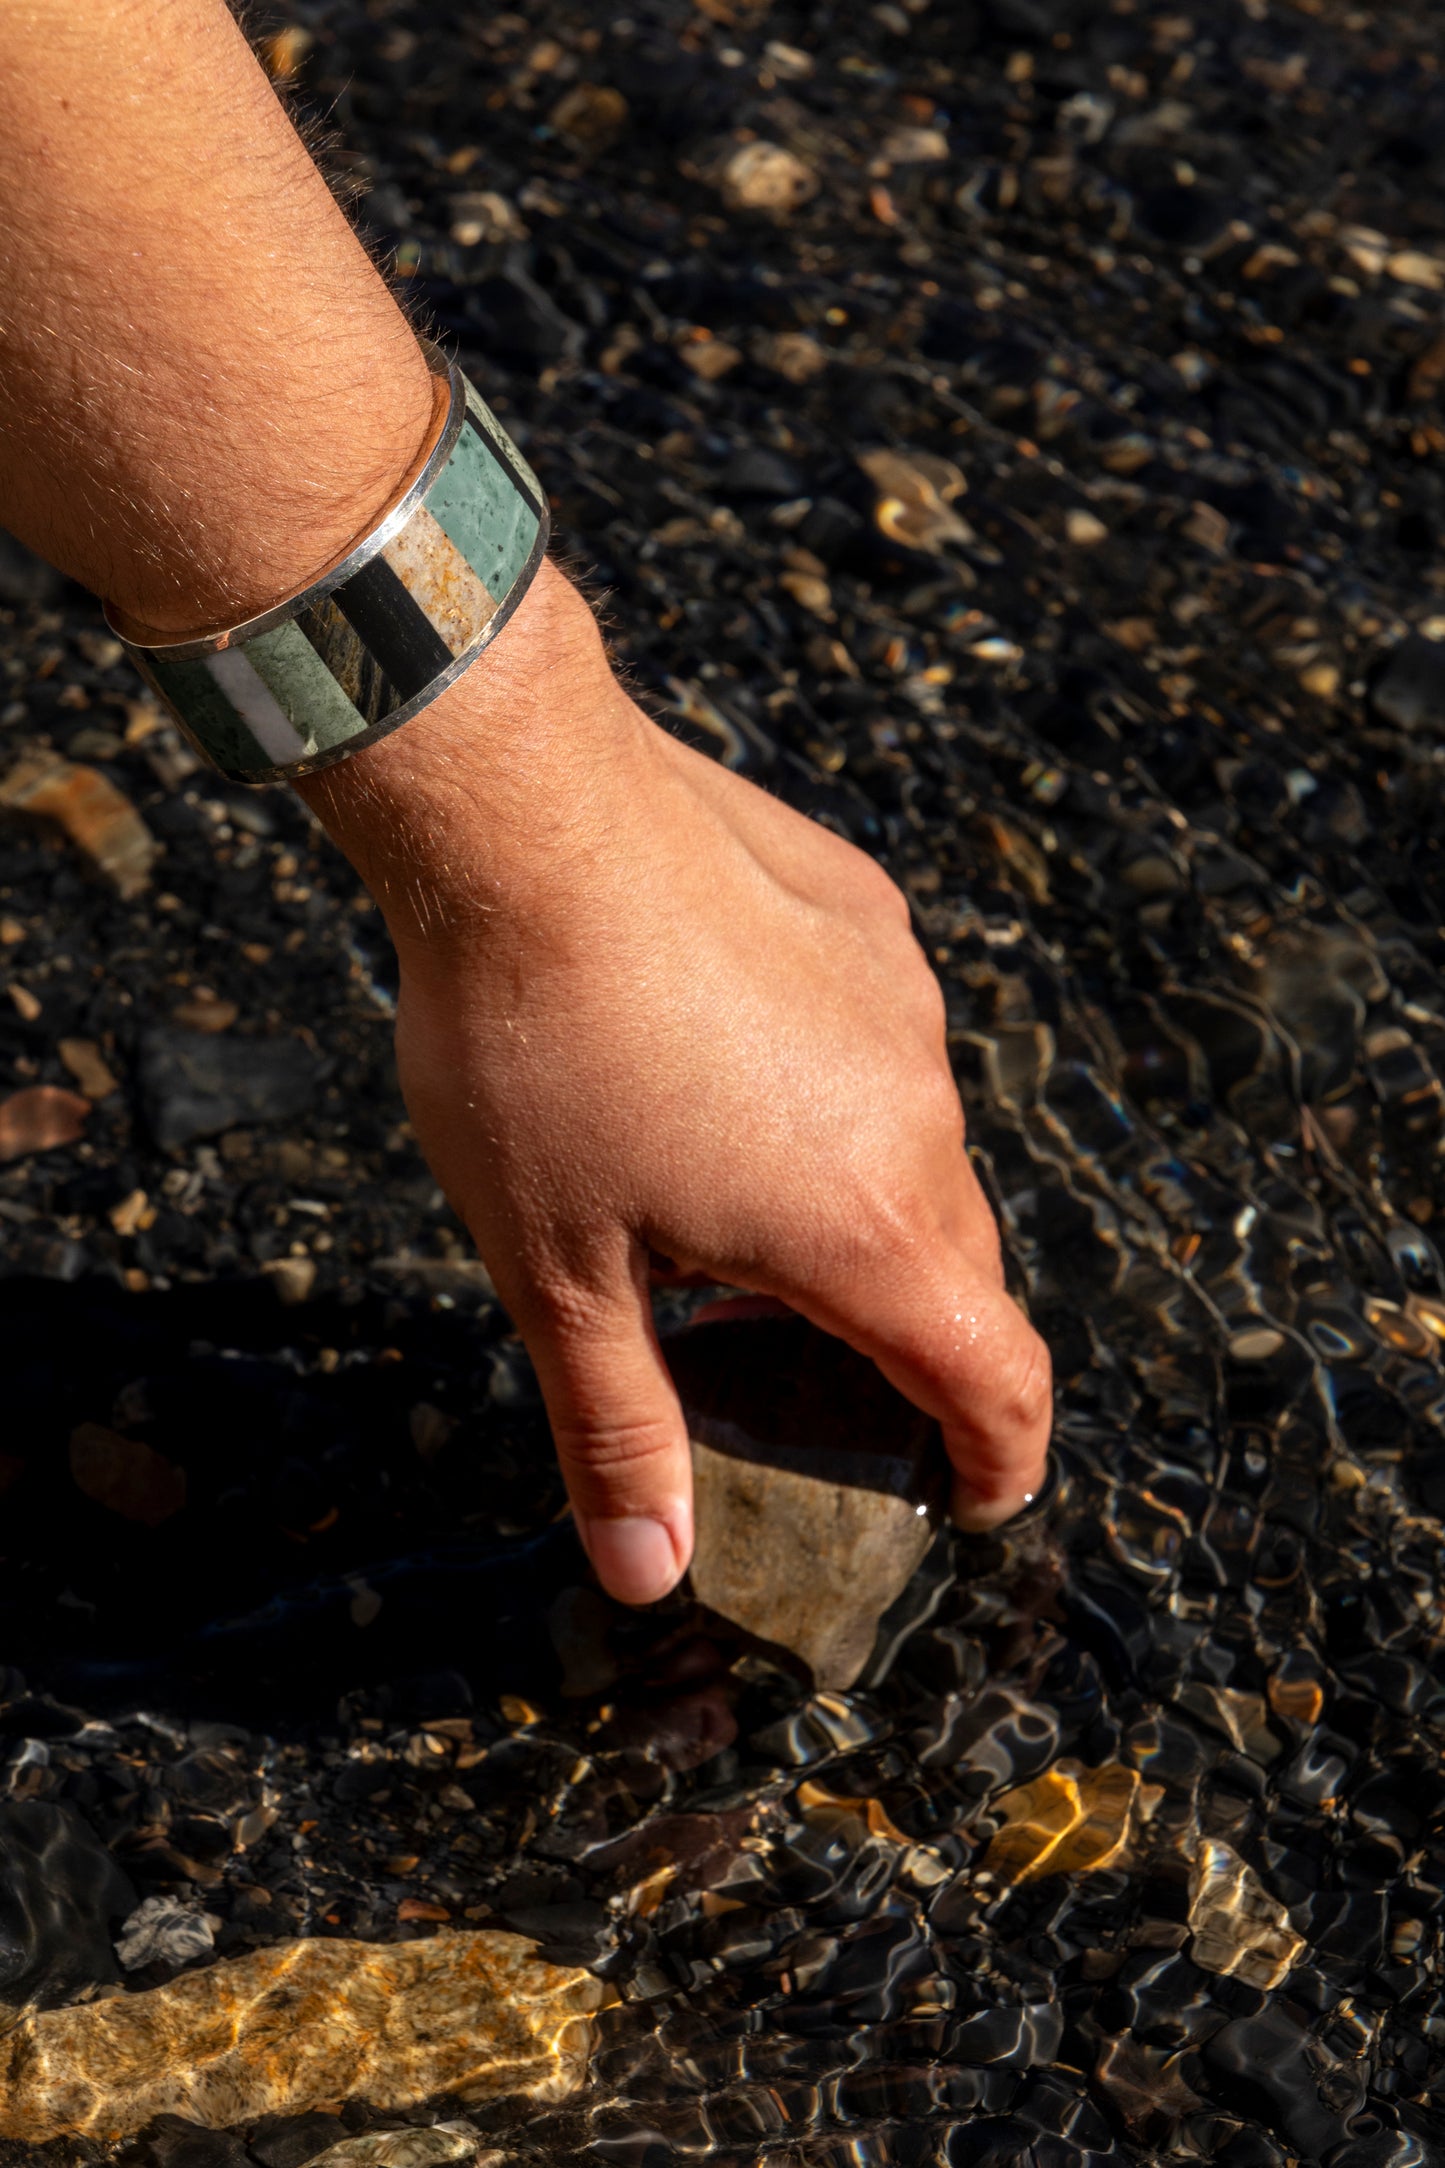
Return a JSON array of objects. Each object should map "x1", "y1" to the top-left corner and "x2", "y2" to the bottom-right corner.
[
  {"x1": 0, "y1": 1932, "x2": 599, "y2": 2142},
  {"x1": 672, "y1": 1314, "x2": 947, "y2": 1687}
]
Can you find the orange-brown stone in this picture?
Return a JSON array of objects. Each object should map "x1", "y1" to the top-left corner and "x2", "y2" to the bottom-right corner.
[
  {"x1": 69, "y1": 1423, "x2": 187, "y2": 1527},
  {"x1": 0, "y1": 753, "x2": 157, "y2": 898},
  {"x1": 0, "y1": 1931, "x2": 601, "y2": 2143},
  {"x1": 982, "y1": 1762, "x2": 1143, "y2": 1884},
  {"x1": 0, "y1": 1083, "x2": 89, "y2": 1162}
]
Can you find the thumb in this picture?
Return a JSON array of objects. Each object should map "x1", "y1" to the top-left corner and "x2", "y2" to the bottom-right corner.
[
  {"x1": 793, "y1": 1236, "x2": 1052, "y2": 1532},
  {"x1": 519, "y1": 1263, "x2": 695, "y2": 1605}
]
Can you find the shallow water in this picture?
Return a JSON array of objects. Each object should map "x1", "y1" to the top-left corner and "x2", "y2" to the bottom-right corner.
[{"x1": 5, "y1": 0, "x2": 1445, "y2": 2159}]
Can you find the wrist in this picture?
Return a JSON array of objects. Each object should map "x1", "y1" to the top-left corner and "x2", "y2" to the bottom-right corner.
[{"x1": 295, "y1": 560, "x2": 655, "y2": 955}]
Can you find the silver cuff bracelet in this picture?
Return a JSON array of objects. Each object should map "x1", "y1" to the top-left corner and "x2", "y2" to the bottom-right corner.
[{"x1": 106, "y1": 347, "x2": 549, "y2": 787}]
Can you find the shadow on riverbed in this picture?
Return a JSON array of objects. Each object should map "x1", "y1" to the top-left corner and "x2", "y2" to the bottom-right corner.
[{"x1": 0, "y1": 1270, "x2": 588, "y2": 1718}]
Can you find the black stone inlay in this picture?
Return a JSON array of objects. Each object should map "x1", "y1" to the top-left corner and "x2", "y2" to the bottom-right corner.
[
  {"x1": 333, "y1": 554, "x2": 452, "y2": 697},
  {"x1": 295, "y1": 596, "x2": 401, "y2": 728}
]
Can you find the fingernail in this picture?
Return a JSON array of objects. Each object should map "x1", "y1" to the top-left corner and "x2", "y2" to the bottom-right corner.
[
  {"x1": 581, "y1": 1515, "x2": 683, "y2": 1605},
  {"x1": 950, "y1": 1480, "x2": 1013, "y2": 1534}
]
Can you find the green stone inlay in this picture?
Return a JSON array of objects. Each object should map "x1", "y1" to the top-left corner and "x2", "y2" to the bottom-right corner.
[
  {"x1": 428, "y1": 418, "x2": 540, "y2": 605},
  {"x1": 241, "y1": 622, "x2": 367, "y2": 755},
  {"x1": 144, "y1": 654, "x2": 272, "y2": 777},
  {"x1": 464, "y1": 383, "x2": 544, "y2": 506}
]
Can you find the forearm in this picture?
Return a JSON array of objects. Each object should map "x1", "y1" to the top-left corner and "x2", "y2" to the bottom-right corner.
[
  {"x1": 0, "y1": 0, "x2": 433, "y2": 637},
  {"x1": 0, "y1": 0, "x2": 637, "y2": 942}
]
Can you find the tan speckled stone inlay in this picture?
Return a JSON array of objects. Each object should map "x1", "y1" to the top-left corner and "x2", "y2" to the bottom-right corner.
[
  {"x1": 379, "y1": 506, "x2": 496, "y2": 658},
  {"x1": 0, "y1": 1931, "x2": 601, "y2": 2143}
]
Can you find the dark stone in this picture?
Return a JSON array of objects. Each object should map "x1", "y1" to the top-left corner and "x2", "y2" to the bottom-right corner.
[
  {"x1": 142, "y1": 2119, "x2": 255, "y2": 2168},
  {"x1": 1135, "y1": 182, "x2": 1236, "y2": 251},
  {"x1": 1202, "y1": 2006, "x2": 1348, "y2": 2161},
  {"x1": 467, "y1": 270, "x2": 586, "y2": 367},
  {"x1": 1325, "y1": 2136, "x2": 1434, "y2": 2168},
  {"x1": 1213, "y1": 2133, "x2": 1289, "y2": 2168},
  {"x1": 0, "y1": 529, "x2": 64, "y2": 609},
  {"x1": 247, "y1": 2112, "x2": 350, "y2": 2168},
  {"x1": 0, "y1": 1693, "x2": 90, "y2": 1738},
  {"x1": 797, "y1": 496, "x2": 867, "y2": 564},
  {"x1": 921, "y1": 298, "x2": 985, "y2": 363},
  {"x1": 1369, "y1": 633, "x2": 1445, "y2": 731},
  {"x1": 0, "y1": 1799, "x2": 137, "y2": 2013},
  {"x1": 331, "y1": 1760, "x2": 393, "y2": 1804},
  {"x1": 721, "y1": 447, "x2": 806, "y2": 498},
  {"x1": 489, "y1": 1898, "x2": 613, "y2": 1963},
  {"x1": 136, "y1": 1028, "x2": 322, "y2": 1148},
  {"x1": 951, "y1": 2002, "x2": 1066, "y2": 2066}
]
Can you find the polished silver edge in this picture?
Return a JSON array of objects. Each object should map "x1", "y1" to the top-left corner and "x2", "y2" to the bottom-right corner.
[
  {"x1": 213, "y1": 502, "x2": 551, "y2": 787},
  {"x1": 104, "y1": 346, "x2": 466, "y2": 660}
]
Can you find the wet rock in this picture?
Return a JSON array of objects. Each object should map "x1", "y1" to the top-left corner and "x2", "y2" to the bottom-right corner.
[
  {"x1": 136, "y1": 1026, "x2": 320, "y2": 1148},
  {"x1": 547, "y1": 1585, "x2": 622, "y2": 1698},
  {"x1": 1187, "y1": 1838, "x2": 1304, "y2": 1991},
  {"x1": 1093, "y1": 2035, "x2": 1202, "y2": 2145},
  {"x1": 58, "y1": 1036, "x2": 120, "y2": 1100},
  {"x1": 0, "y1": 1930, "x2": 600, "y2": 2142},
  {"x1": 716, "y1": 141, "x2": 818, "y2": 214},
  {"x1": 0, "y1": 1083, "x2": 89, "y2": 1163},
  {"x1": 751, "y1": 331, "x2": 828, "y2": 383},
  {"x1": 681, "y1": 334, "x2": 742, "y2": 382},
  {"x1": 468, "y1": 271, "x2": 585, "y2": 368},
  {"x1": 669, "y1": 1314, "x2": 947, "y2": 1688},
  {"x1": 723, "y1": 447, "x2": 807, "y2": 498},
  {"x1": 1202, "y1": 2005, "x2": 1348, "y2": 2162},
  {"x1": 0, "y1": 752, "x2": 157, "y2": 897},
  {"x1": 171, "y1": 992, "x2": 239, "y2": 1035},
  {"x1": 982, "y1": 1762, "x2": 1141, "y2": 1883},
  {"x1": 1368, "y1": 631, "x2": 1445, "y2": 732},
  {"x1": 1064, "y1": 508, "x2": 1108, "y2": 547},
  {"x1": 0, "y1": 1799, "x2": 137, "y2": 2015},
  {"x1": 879, "y1": 126, "x2": 949, "y2": 166},
  {"x1": 305, "y1": 2126, "x2": 483, "y2": 2168},
  {"x1": 448, "y1": 191, "x2": 528, "y2": 247},
  {"x1": 857, "y1": 449, "x2": 972, "y2": 553},
  {"x1": 0, "y1": 529, "x2": 64, "y2": 608},
  {"x1": 261, "y1": 1255, "x2": 318, "y2": 1306},
  {"x1": 549, "y1": 83, "x2": 628, "y2": 154},
  {"x1": 259, "y1": 25, "x2": 313, "y2": 82},
  {"x1": 1135, "y1": 181, "x2": 1236, "y2": 252},
  {"x1": 144, "y1": 2118, "x2": 256, "y2": 2168},
  {"x1": 70, "y1": 1422, "x2": 187, "y2": 1527},
  {"x1": 247, "y1": 2113, "x2": 350, "y2": 2168},
  {"x1": 115, "y1": 1895, "x2": 216, "y2": 1973}
]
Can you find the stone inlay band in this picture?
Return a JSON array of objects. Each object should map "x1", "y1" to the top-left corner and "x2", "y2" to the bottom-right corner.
[{"x1": 107, "y1": 354, "x2": 549, "y2": 787}]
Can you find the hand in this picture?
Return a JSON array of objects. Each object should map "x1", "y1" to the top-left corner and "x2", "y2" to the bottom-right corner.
[
  {"x1": 303, "y1": 564, "x2": 1052, "y2": 1605},
  {"x1": 0, "y1": 3, "x2": 1049, "y2": 1604}
]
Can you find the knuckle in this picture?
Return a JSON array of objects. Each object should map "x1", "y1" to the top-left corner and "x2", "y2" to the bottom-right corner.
[
  {"x1": 914, "y1": 1058, "x2": 965, "y2": 1143},
  {"x1": 525, "y1": 1255, "x2": 626, "y2": 1336},
  {"x1": 852, "y1": 853, "x2": 912, "y2": 927},
  {"x1": 855, "y1": 1192, "x2": 938, "y2": 1283},
  {"x1": 903, "y1": 961, "x2": 949, "y2": 1047},
  {"x1": 997, "y1": 1326, "x2": 1054, "y2": 1437},
  {"x1": 553, "y1": 1411, "x2": 680, "y2": 1474}
]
